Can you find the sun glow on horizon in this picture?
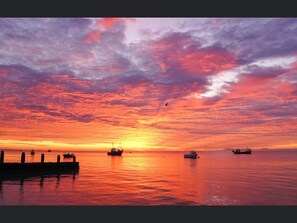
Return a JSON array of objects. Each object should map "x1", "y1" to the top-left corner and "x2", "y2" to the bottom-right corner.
[{"x1": 1, "y1": 18, "x2": 297, "y2": 152}]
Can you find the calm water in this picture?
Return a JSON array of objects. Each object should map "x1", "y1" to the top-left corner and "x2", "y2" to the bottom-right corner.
[{"x1": 0, "y1": 149, "x2": 297, "y2": 205}]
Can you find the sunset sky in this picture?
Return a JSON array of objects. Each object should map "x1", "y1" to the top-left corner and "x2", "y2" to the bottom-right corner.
[{"x1": 0, "y1": 18, "x2": 297, "y2": 151}]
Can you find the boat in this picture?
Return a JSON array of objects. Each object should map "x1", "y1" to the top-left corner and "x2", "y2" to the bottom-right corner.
[
  {"x1": 48, "y1": 149, "x2": 51, "y2": 152},
  {"x1": 107, "y1": 148, "x2": 123, "y2": 156},
  {"x1": 232, "y1": 148, "x2": 252, "y2": 154},
  {"x1": 63, "y1": 153, "x2": 76, "y2": 158},
  {"x1": 184, "y1": 151, "x2": 199, "y2": 159},
  {"x1": 107, "y1": 144, "x2": 123, "y2": 156},
  {"x1": 30, "y1": 150, "x2": 35, "y2": 155}
]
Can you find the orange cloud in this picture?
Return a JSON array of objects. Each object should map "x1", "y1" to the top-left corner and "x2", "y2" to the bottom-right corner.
[{"x1": 1, "y1": 59, "x2": 297, "y2": 151}]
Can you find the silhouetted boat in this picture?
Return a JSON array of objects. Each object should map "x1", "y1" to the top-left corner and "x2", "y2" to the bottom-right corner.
[
  {"x1": 232, "y1": 148, "x2": 252, "y2": 154},
  {"x1": 30, "y1": 150, "x2": 35, "y2": 155},
  {"x1": 48, "y1": 149, "x2": 51, "y2": 152},
  {"x1": 107, "y1": 144, "x2": 123, "y2": 156},
  {"x1": 63, "y1": 153, "x2": 75, "y2": 158},
  {"x1": 184, "y1": 151, "x2": 199, "y2": 159}
]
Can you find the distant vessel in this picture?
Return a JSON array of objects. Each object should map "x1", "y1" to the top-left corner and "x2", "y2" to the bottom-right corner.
[
  {"x1": 48, "y1": 149, "x2": 51, "y2": 152},
  {"x1": 30, "y1": 150, "x2": 35, "y2": 155},
  {"x1": 107, "y1": 144, "x2": 123, "y2": 156},
  {"x1": 232, "y1": 148, "x2": 252, "y2": 154},
  {"x1": 184, "y1": 151, "x2": 199, "y2": 159},
  {"x1": 63, "y1": 153, "x2": 75, "y2": 158}
]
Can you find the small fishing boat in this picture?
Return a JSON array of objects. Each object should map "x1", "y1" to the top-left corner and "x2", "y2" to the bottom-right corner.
[
  {"x1": 184, "y1": 151, "x2": 199, "y2": 159},
  {"x1": 232, "y1": 148, "x2": 252, "y2": 154},
  {"x1": 30, "y1": 149, "x2": 35, "y2": 155},
  {"x1": 107, "y1": 144, "x2": 123, "y2": 156},
  {"x1": 63, "y1": 153, "x2": 76, "y2": 158}
]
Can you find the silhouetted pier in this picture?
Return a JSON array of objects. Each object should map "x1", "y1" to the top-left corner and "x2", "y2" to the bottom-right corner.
[{"x1": 0, "y1": 151, "x2": 79, "y2": 179}]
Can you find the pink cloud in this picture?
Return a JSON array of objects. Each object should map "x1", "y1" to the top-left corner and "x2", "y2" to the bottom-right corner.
[
  {"x1": 211, "y1": 19, "x2": 224, "y2": 25},
  {"x1": 149, "y1": 33, "x2": 237, "y2": 76},
  {"x1": 177, "y1": 50, "x2": 236, "y2": 74},
  {"x1": 84, "y1": 30, "x2": 101, "y2": 44},
  {"x1": 96, "y1": 18, "x2": 123, "y2": 30},
  {"x1": 291, "y1": 60, "x2": 297, "y2": 71}
]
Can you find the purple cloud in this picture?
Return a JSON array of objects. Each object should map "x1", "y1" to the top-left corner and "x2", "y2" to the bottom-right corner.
[{"x1": 1, "y1": 18, "x2": 297, "y2": 146}]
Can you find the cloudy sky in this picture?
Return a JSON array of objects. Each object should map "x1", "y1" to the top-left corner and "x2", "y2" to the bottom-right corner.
[{"x1": 0, "y1": 18, "x2": 297, "y2": 151}]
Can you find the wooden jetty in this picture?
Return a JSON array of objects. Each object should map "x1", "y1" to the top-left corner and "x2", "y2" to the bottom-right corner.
[{"x1": 0, "y1": 151, "x2": 79, "y2": 178}]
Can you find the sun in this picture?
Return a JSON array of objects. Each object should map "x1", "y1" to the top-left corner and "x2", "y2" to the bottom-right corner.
[{"x1": 114, "y1": 128, "x2": 162, "y2": 151}]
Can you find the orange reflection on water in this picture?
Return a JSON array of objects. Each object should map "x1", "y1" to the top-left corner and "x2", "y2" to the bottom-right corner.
[{"x1": 1, "y1": 150, "x2": 297, "y2": 205}]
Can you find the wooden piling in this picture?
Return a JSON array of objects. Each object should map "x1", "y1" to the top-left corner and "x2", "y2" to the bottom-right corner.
[
  {"x1": 73, "y1": 156, "x2": 76, "y2": 163},
  {"x1": 21, "y1": 152, "x2": 25, "y2": 164},
  {"x1": 57, "y1": 155, "x2": 60, "y2": 163},
  {"x1": 41, "y1": 153, "x2": 44, "y2": 163},
  {"x1": 0, "y1": 151, "x2": 4, "y2": 164}
]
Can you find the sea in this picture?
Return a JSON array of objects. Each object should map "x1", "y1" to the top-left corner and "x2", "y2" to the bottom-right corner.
[{"x1": 0, "y1": 149, "x2": 297, "y2": 205}]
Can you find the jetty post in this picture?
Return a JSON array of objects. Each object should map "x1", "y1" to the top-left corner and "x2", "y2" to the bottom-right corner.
[
  {"x1": 0, "y1": 151, "x2": 4, "y2": 164},
  {"x1": 73, "y1": 156, "x2": 76, "y2": 163},
  {"x1": 57, "y1": 155, "x2": 60, "y2": 163},
  {"x1": 21, "y1": 152, "x2": 25, "y2": 164},
  {"x1": 41, "y1": 153, "x2": 44, "y2": 163}
]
